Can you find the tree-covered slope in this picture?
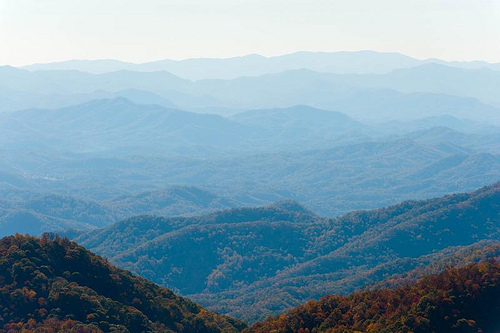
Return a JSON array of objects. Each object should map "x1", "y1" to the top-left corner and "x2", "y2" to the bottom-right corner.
[
  {"x1": 0, "y1": 186, "x2": 241, "y2": 237},
  {"x1": 210, "y1": 183, "x2": 500, "y2": 321},
  {"x1": 74, "y1": 183, "x2": 499, "y2": 322},
  {"x1": 0, "y1": 234, "x2": 245, "y2": 332},
  {"x1": 74, "y1": 200, "x2": 317, "y2": 258},
  {"x1": 247, "y1": 260, "x2": 500, "y2": 333},
  {"x1": 1, "y1": 238, "x2": 498, "y2": 333},
  {"x1": 2, "y1": 129, "x2": 498, "y2": 219}
]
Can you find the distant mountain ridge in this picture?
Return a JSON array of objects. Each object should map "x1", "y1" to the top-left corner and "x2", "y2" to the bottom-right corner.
[
  {"x1": 21, "y1": 51, "x2": 500, "y2": 80},
  {"x1": 0, "y1": 98, "x2": 369, "y2": 154},
  {"x1": 1, "y1": 120, "x2": 497, "y2": 218},
  {"x1": 2, "y1": 64, "x2": 500, "y2": 123},
  {"x1": 0, "y1": 97, "x2": 255, "y2": 153},
  {"x1": 0, "y1": 186, "x2": 241, "y2": 237}
]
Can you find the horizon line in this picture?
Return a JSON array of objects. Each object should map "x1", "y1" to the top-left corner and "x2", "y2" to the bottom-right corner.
[{"x1": 12, "y1": 50, "x2": 499, "y2": 68}]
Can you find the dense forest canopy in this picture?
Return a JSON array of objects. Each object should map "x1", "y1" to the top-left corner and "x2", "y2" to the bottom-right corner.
[
  {"x1": 69, "y1": 183, "x2": 500, "y2": 322},
  {"x1": 247, "y1": 260, "x2": 500, "y2": 332},
  {"x1": 0, "y1": 234, "x2": 245, "y2": 333},
  {"x1": 1, "y1": 234, "x2": 499, "y2": 332}
]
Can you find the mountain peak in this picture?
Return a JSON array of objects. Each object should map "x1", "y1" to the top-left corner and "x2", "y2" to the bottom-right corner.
[{"x1": 269, "y1": 199, "x2": 314, "y2": 214}]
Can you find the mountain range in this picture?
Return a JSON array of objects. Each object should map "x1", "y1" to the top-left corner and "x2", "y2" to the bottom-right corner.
[
  {"x1": 1, "y1": 127, "x2": 498, "y2": 219},
  {"x1": 0, "y1": 98, "x2": 255, "y2": 154},
  {"x1": 22, "y1": 51, "x2": 500, "y2": 80},
  {"x1": 0, "y1": 99, "x2": 374, "y2": 155},
  {"x1": 69, "y1": 183, "x2": 500, "y2": 322},
  {"x1": 2, "y1": 63, "x2": 500, "y2": 124}
]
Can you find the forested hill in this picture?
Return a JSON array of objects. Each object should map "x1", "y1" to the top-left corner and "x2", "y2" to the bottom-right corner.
[
  {"x1": 247, "y1": 260, "x2": 500, "y2": 333},
  {"x1": 73, "y1": 200, "x2": 317, "y2": 258},
  {"x1": 73, "y1": 182, "x2": 500, "y2": 322},
  {"x1": 0, "y1": 234, "x2": 245, "y2": 333},
  {"x1": 2, "y1": 234, "x2": 499, "y2": 332}
]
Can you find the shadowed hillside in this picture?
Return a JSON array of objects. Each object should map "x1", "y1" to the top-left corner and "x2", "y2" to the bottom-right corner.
[
  {"x1": 0, "y1": 234, "x2": 245, "y2": 332},
  {"x1": 73, "y1": 183, "x2": 500, "y2": 322}
]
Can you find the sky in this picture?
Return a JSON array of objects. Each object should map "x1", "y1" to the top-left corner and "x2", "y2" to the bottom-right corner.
[{"x1": 1, "y1": 0, "x2": 499, "y2": 66}]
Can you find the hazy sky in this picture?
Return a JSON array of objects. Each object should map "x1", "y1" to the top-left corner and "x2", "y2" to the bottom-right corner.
[{"x1": 1, "y1": 0, "x2": 499, "y2": 66}]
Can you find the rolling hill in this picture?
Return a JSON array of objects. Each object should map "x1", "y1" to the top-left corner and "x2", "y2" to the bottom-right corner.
[
  {"x1": 0, "y1": 98, "x2": 255, "y2": 154},
  {"x1": 0, "y1": 98, "x2": 373, "y2": 155},
  {"x1": 73, "y1": 183, "x2": 500, "y2": 322},
  {"x1": 1, "y1": 132, "x2": 497, "y2": 218},
  {"x1": 230, "y1": 105, "x2": 365, "y2": 142},
  {"x1": 0, "y1": 186, "x2": 241, "y2": 237}
]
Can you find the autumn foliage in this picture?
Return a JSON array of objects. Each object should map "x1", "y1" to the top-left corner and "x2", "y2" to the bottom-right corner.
[
  {"x1": 0, "y1": 234, "x2": 245, "y2": 333},
  {"x1": 247, "y1": 260, "x2": 500, "y2": 332}
]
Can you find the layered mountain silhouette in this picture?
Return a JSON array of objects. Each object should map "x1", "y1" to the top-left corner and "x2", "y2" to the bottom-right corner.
[
  {"x1": 0, "y1": 98, "x2": 255, "y2": 153},
  {"x1": 22, "y1": 51, "x2": 500, "y2": 79},
  {"x1": 2, "y1": 63, "x2": 500, "y2": 123},
  {"x1": 0, "y1": 98, "x2": 376, "y2": 154}
]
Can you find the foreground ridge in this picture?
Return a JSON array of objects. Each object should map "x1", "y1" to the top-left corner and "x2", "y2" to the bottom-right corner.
[
  {"x1": 1, "y1": 233, "x2": 500, "y2": 332},
  {"x1": 0, "y1": 234, "x2": 245, "y2": 333},
  {"x1": 247, "y1": 260, "x2": 500, "y2": 333}
]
